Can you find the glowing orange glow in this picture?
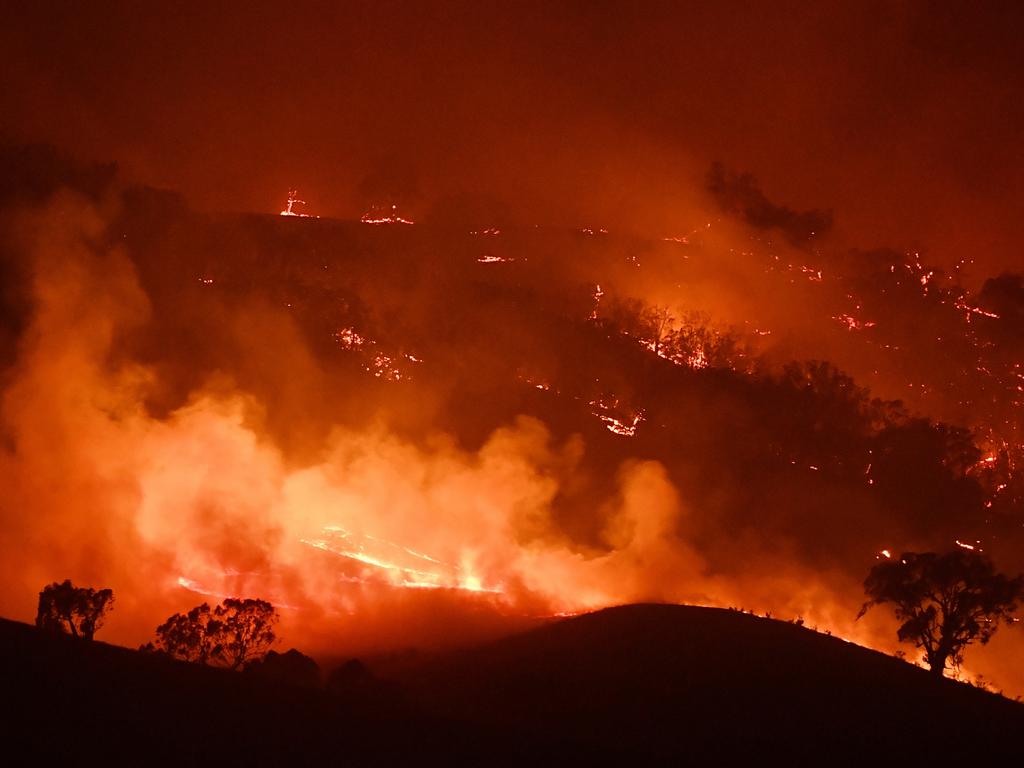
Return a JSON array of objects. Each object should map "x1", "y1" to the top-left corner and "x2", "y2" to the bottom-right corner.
[
  {"x1": 279, "y1": 189, "x2": 317, "y2": 217},
  {"x1": 835, "y1": 314, "x2": 877, "y2": 331},
  {"x1": 2, "y1": 190, "x2": 1022, "y2": 701},
  {"x1": 955, "y1": 540, "x2": 982, "y2": 552},
  {"x1": 589, "y1": 398, "x2": 645, "y2": 436},
  {"x1": 588, "y1": 284, "x2": 604, "y2": 321},
  {"x1": 334, "y1": 327, "x2": 366, "y2": 349},
  {"x1": 360, "y1": 204, "x2": 415, "y2": 225},
  {"x1": 953, "y1": 299, "x2": 1000, "y2": 320}
]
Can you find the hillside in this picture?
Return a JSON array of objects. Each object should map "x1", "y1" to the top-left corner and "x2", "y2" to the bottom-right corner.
[
  {"x1": 0, "y1": 617, "x2": 604, "y2": 766},
  {"x1": 390, "y1": 604, "x2": 1024, "y2": 761},
  {"x1": 3, "y1": 606, "x2": 1022, "y2": 764},
  {"x1": 1, "y1": 153, "x2": 1023, "y2": 707}
]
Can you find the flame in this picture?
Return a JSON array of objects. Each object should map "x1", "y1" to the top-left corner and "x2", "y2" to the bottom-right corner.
[
  {"x1": 835, "y1": 313, "x2": 877, "y2": 331},
  {"x1": 279, "y1": 189, "x2": 318, "y2": 218},
  {"x1": 589, "y1": 398, "x2": 645, "y2": 436},
  {"x1": 360, "y1": 204, "x2": 415, "y2": 225},
  {"x1": 2, "y1": 195, "x2": 1022, "y2": 696}
]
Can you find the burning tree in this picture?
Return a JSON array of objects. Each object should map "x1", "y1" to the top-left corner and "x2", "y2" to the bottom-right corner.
[
  {"x1": 148, "y1": 597, "x2": 279, "y2": 670},
  {"x1": 858, "y1": 550, "x2": 1024, "y2": 677},
  {"x1": 35, "y1": 579, "x2": 114, "y2": 640}
]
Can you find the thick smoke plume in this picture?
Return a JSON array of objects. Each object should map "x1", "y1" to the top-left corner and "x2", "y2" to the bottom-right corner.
[
  {"x1": 0, "y1": 155, "x2": 1021, "y2": 697},
  {"x1": 0, "y1": 195, "x2": 865, "y2": 647}
]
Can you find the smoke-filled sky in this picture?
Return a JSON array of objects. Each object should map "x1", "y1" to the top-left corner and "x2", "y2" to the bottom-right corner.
[{"x1": 3, "y1": 0, "x2": 1023, "y2": 282}]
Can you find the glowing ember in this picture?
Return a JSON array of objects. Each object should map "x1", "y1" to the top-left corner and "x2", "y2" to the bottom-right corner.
[
  {"x1": 589, "y1": 398, "x2": 645, "y2": 436},
  {"x1": 835, "y1": 314, "x2": 877, "y2": 331},
  {"x1": 955, "y1": 539, "x2": 982, "y2": 552},
  {"x1": 279, "y1": 189, "x2": 317, "y2": 217},
  {"x1": 953, "y1": 299, "x2": 1000, "y2": 320},
  {"x1": 334, "y1": 327, "x2": 366, "y2": 349},
  {"x1": 360, "y1": 204, "x2": 415, "y2": 225},
  {"x1": 588, "y1": 283, "x2": 604, "y2": 321}
]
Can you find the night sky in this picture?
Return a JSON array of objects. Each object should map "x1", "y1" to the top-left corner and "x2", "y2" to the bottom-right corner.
[{"x1": 3, "y1": 1, "x2": 1023, "y2": 281}]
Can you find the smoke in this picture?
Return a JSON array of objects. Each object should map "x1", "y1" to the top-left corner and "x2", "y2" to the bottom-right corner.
[
  {"x1": 0, "y1": 179, "x2": 1020, "y2": 699},
  {"x1": 706, "y1": 162, "x2": 833, "y2": 248}
]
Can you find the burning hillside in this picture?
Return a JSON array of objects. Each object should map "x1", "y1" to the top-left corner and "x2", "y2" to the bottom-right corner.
[{"x1": 0, "y1": 143, "x2": 1021, "y2": 696}]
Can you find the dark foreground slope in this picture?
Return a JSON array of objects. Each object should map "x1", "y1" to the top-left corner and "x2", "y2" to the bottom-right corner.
[
  {"x1": 3, "y1": 606, "x2": 1023, "y2": 765},
  {"x1": 0, "y1": 618, "x2": 604, "y2": 767},
  {"x1": 390, "y1": 604, "x2": 1024, "y2": 762}
]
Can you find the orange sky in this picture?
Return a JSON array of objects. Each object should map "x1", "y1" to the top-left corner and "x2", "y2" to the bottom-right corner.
[{"x1": 3, "y1": 1, "x2": 1022, "y2": 283}]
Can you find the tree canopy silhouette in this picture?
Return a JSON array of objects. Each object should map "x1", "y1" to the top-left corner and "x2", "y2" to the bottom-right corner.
[
  {"x1": 35, "y1": 579, "x2": 114, "y2": 640},
  {"x1": 148, "y1": 597, "x2": 278, "y2": 670},
  {"x1": 245, "y1": 648, "x2": 320, "y2": 687},
  {"x1": 858, "y1": 550, "x2": 1024, "y2": 676}
]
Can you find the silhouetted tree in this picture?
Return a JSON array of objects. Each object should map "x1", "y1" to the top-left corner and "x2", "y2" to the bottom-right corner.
[
  {"x1": 858, "y1": 550, "x2": 1024, "y2": 677},
  {"x1": 35, "y1": 579, "x2": 114, "y2": 640},
  {"x1": 151, "y1": 603, "x2": 224, "y2": 664},
  {"x1": 150, "y1": 598, "x2": 278, "y2": 669},
  {"x1": 869, "y1": 419, "x2": 984, "y2": 538},
  {"x1": 216, "y1": 598, "x2": 278, "y2": 670},
  {"x1": 245, "y1": 648, "x2": 320, "y2": 687},
  {"x1": 326, "y1": 658, "x2": 374, "y2": 695}
]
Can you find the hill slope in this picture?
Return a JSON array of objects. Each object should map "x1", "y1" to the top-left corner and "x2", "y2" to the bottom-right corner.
[
  {"x1": 4, "y1": 606, "x2": 1021, "y2": 764},
  {"x1": 389, "y1": 604, "x2": 1024, "y2": 761}
]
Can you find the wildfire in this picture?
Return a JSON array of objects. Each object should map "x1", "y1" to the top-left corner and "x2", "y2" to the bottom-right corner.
[
  {"x1": 360, "y1": 204, "x2": 415, "y2": 225},
  {"x1": 834, "y1": 314, "x2": 877, "y2": 331},
  {"x1": 301, "y1": 525, "x2": 502, "y2": 594},
  {"x1": 588, "y1": 283, "x2": 604, "y2": 321},
  {"x1": 279, "y1": 189, "x2": 317, "y2": 218},
  {"x1": 589, "y1": 398, "x2": 645, "y2": 437},
  {"x1": 953, "y1": 298, "x2": 1000, "y2": 321},
  {"x1": 684, "y1": 347, "x2": 708, "y2": 370},
  {"x1": 334, "y1": 326, "x2": 420, "y2": 380},
  {"x1": 334, "y1": 327, "x2": 366, "y2": 349}
]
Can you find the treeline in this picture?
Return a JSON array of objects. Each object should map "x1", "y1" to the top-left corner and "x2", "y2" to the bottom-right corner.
[{"x1": 33, "y1": 580, "x2": 378, "y2": 693}]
